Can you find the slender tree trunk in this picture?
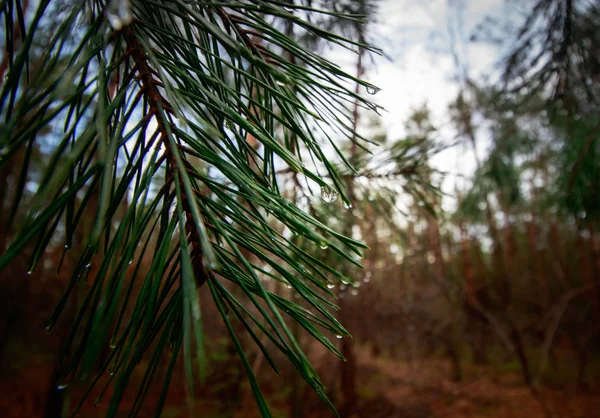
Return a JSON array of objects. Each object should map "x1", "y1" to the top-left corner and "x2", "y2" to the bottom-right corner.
[
  {"x1": 587, "y1": 223, "x2": 600, "y2": 306},
  {"x1": 427, "y1": 213, "x2": 463, "y2": 380},
  {"x1": 337, "y1": 12, "x2": 368, "y2": 415},
  {"x1": 508, "y1": 322, "x2": 554, "y2": 418},
  {"x1": 460, "y1": 224, "x2": 476, "y2": 303},
  {"x1": 501, "y1": 204, "x2": 515, "y2": 303},
  {"x1": 549, "y1": 220, "x2": 567, "y2": 290},
  {"x1": 460, "y1": 223, "x2": 488, "y2": 363},
  {"x1": 404, "y1": 221, "x2": 419, "y2": 373},
  {"x1": 525, "y1": 220, "x2": 549, "y2": 303},
  {"x1": 576, "y1": 220, "x2": 594, "y2": 301}
]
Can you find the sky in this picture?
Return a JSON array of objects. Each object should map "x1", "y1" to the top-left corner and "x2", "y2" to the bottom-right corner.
[
  {"x1": 357, "y1": 0, "x2": 514, "y2": 210},
  {"x1": 371, "y1": 0, "x2": 505, "y2": 138}
]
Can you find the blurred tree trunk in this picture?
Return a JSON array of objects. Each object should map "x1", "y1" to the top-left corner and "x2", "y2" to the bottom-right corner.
[
  {"x1": 0, "y1": 154, "x2": 19, "y2": 359},
  {"x1": 338, "y1": 15, "x2": 366, "y2": 413},
  {"x1": 460, "y1": 224, "x2": 476, "y2": 304},
  {"x1": 405, "y1": 220, "x2": 418, "y2": 373},
  {"x1": 290, "y1": 317, "x2": 304, "y2": 418},
  {"x1": 428, "y1": 214, "x2": 463, "y2": 381},
  {"x1": 587, "y1": 222, "x2": 600, "y2": 306},
  {"x1": 280, "y1": 6, "x2": 308, "y2": 416},
  {"x1": 525, "y1": 219, "x2": 548, "y2": 303},
  {"x1": 460, "y1": 222, "x2": 488, "y2": 364},
  {"x1": 576, "y1": 220, "x2": 594, "y2": 300},
  {"x1": 500, "y1": 201, "x2": 515, "y2": 303},
  {"x1": 0, "y1": 159, "x2": 13, "y2": 252}
]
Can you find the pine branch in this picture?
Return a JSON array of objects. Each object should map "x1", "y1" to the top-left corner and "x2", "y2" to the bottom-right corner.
[
  {"x1": 0, "y1": 1, "x2": 384, "y2": 416},
  {"x1": 123, "y1": 26, "x2": 210, "y2": 287}
]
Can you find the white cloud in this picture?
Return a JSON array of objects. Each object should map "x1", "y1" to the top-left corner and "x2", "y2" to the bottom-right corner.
[{"x1": 371, "y1": 44, "x2": 457, "y2": 139}]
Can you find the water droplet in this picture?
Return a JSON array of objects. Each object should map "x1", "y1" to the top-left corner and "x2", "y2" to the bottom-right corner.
[
  {"x1": 327, "y1": 284, "x2": 335, "y2": 289},
  {"x1": 128, "y1": 260, "x2": 133, "y2": 265},
  {"x1": 320, "y1": 185, "x2": 338, "y2": 203},
  {"x1": 57, "y1": 383, "x2": 69, "y2": 390},
  {"x1": 26, "y1": 270, "x2": 32, "y2": 275},
  {"x1": 344, "y1": 202, "x2": 352, "y2": 209},
  {"x1": 105, "y1": 0, "x2": 133, "y2": 31},
  {"x1": 109, "y1": 338, "x2": 117, "y2": 349},
  {"x1": 366, "y1": 86, "x2": 381, "y2": 95},
  {"x1": 84, "y1": 263, "x2": 91, "y2": 268},
  {"x1": 335, "y1": 335, "x2": 343, "y2": 339},
  {"x1": 45, "y1": 325, "x2": 52, "y2": 332},
  {"x1": 341, "y1": 279, "x2": 349, "y2": 285},
  {"x1": 285, "y1": 284, "x2": 292, "y2": 289},
  {"x1": 320, "y1": 243, "x2": 329, "y2": 250},
  {"x1": 3, "y1": 74, "x2": 7, "y2": 81},
  {"x1": 207, "y1": 259, "x2": 220, "y2": 271},
  {"x1": 64, "y1": 244, "x2": 69, "y2": 250},
  {"x1": 351, "y1": 289, "x2": 359, "y2": 296}
]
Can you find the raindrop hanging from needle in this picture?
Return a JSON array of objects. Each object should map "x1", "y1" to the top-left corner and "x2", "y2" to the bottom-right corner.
[
  {"x1": 366, "y1": 86, "x2": 381, "y2": 95},
  {"x1": 320, "y1": 185, "x2": 338, "y2": 203}
]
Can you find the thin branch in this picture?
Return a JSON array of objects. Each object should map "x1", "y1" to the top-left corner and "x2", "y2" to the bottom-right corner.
[{"x1": 123, "y1": 27, "x2": 209, "y2": 287}]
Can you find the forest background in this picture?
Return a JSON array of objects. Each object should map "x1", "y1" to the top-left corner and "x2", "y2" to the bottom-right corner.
[{"x1": 1, "y1": 0, "x2": 599, "y2": 417}]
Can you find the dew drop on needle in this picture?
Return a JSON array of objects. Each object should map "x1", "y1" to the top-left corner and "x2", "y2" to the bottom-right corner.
[
  {"x1": 366, "y1": 86, "x2": 381, "y2": 95},
  {"x1": 320, "y1": 185, "x2": 338, "y2": 203}
]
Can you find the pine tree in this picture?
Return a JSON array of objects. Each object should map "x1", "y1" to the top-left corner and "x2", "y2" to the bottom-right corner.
[{"x1": 0, "y1": 1, "x2": 382, "y2": 416}]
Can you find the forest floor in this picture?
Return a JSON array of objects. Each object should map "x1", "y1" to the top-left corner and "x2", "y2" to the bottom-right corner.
[
  {"x1": 2, "y1": 341, "x2": 600, "y2": 417},
  {"x1": 332, "y1": 346, "x2": 600, "y2": 418}
]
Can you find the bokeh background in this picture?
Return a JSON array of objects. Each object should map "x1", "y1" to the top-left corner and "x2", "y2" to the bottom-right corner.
[{"x1": 1, "y1": 1, "x2": 600, "y2": 417}]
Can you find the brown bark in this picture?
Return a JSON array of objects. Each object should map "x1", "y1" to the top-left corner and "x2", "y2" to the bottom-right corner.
[
  {"x1": 576, "y1": 221, "x2": 594, "y2": 303},
  {"x1": 338, "y1": 29, "x2": 365, "y2": 416},
  {"x1": 587, "y1": 223, "x2": 600, "y2": 306},
  {"x1": 429, "y1": 214, "x2": 463, "y2": 381},
  {"x1": 460, "y1": 224, "x2": 476, "y2": 304},
  {"x1": 525, "y1": 220, "x2": 550, "y2": 303},
  {"x1": 339, "y1": 327, "x2": 357, "y2": 417},
  {"x1": 124, "y1": 27, "x2": 210, "y2": 287},
  {"x1": 549, "y1": 220, "x2": 567, "y2": 289},
  {"x1": 508, "y1": 321, "x2": 554, "y2": 418}
]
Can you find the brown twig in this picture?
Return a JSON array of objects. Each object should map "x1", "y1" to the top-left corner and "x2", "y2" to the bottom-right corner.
[{"x1": 123, "y1": 27, "x2": 209, "y2": 287}]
